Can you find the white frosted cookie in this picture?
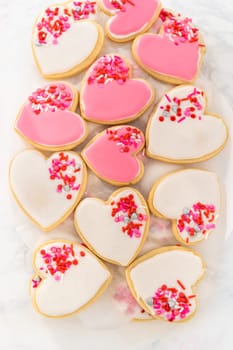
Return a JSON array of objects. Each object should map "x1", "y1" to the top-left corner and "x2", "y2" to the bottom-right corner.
[
  {"x1": 126, "y1": 246, "x2": 205, "y2": 322},
  {"x1": 30, "y1": 240, "x2": 111, "y2": 317},
  {"x1": 148, "y1": 169, "x2": 221, "y2": 245},
  {"x1": 32, "y1": 1, "x2": 104, "y2": 79},
  {"x1": 74, "y1": 188, "x2": 150, "y2": 266},
  {"x1": 9, "y1": 150, "x2": 87, "y2": 231},
  {"x1": 146, "y1": 85, "x2": 228, "y2": 163}
]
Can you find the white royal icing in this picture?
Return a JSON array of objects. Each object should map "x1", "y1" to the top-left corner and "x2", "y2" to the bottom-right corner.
[
  {"x1": 147, "y1": 85, "x2": 227, "y2": 161},
  {"x1": 33, "y1": 3, "x2": 99, "y2": 75},
  {"x1": 10, "y1": 150, "x2": 86, "y2": 230},
  {"x1": 151, "y1": 169, "x2": 220, "y2": 219},
  {"x1": 75, "y1": 189, "x2": 149, "y2": 266},
  {"x1": 32, "y1": 242, "x2": 111, "y2": 317},
  {"x1": 128, "y1": 248, "x2": 204, "y2": 321}
]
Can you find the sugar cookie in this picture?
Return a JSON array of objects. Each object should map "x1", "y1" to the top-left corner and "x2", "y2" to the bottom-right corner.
[
  {"x1": 148, "y1": 169, "x2": 220, "y2": 245},
  {"x1": 30, "y1": 240, "x2": 111, "y2": 317},
  {"x1": 146, "y1": 85, "x2": 228, "y2": 163},
  {"x1": 9, "y1": 150, "x2": 87, "y2": 231},
  {"x1": 126, "y1": 246, "x2": 205, "y2": 322},
  {"x1": 132, "y1": 9, "x2": 206, "y2": 84},
  {"x1": 82, "y1": 126, "x2": 145, "y2": 185},
  {"x1": 99, "y1": 0, "x2": 162, "y2": 42},
  {"x1": 15, "y1": 82, "x2": 87, "y2": 151},
  {"x1": 80, "y1": 54, "x2": 154, "y2": 124},
  {"x1": 32, "y1": 1, "x2": 104, "y2": 79},
  {"x1": 74, "y1": 187, "x2": 150, "y2": 266}
]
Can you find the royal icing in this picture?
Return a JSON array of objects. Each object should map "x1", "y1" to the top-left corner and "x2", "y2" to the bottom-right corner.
[
  {"x1": 31, "y1": 241, "x2": 111, "y2": 317},
  {"x1": 9, "y1": 150, "x2": 86, "y2": 231},
  {"x1": 80, "y1": 54, "x2": 153, "y2": 124},
  {"x1": 126, "y1": 247, "x2": 205, "y2": 322},
  {"x1": 146, "y1": 85, "x2": 228, "y2": 162},
  {"x1": 100, "y1": 0, "x2": 161, "y2": 41},
  {"x1": 32, "y1": 1, "x2": 103, "y2": 77},
  {"x1": 133, "y1": 9, "x2": 205, "y2": 83},
  {"x1": 75, "y1": 188, "x2": 149, "y2": 266},
  {"x1": 149, "y1": 169, "x2": 220, "y2": 244},
  {"x1": 82, "y1": 126, "x2": 145, "y2": 185},
  {"x1": 15, "y1": 82, "x2": 87, "y2": 150}
]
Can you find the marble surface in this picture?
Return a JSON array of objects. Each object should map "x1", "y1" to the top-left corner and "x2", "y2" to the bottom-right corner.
[{"x1": 1, "y1": 0, "x2": 233, "y2": 349}]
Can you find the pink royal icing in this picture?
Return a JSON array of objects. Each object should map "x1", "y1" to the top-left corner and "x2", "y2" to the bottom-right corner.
[
  {"x1": 82, "y1": 126, "x2": 145, "y2": 184},
  {"x1": 81, "y1": 55, "x2": 153, "y2": 123},
  {"x1": 134, "y1": 9, "x2": 204, "y2": 82},
  {"x1": 16, "y1": 83, "x2": 86, "y2": 148},
  {"x1": 102, "y1": 0, "x2": 160, "y2": 38}
]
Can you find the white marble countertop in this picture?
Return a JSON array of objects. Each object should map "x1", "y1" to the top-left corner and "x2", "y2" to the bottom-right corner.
[{"x1": 1, "y1": 0, "x2": 233, "y2": 349}]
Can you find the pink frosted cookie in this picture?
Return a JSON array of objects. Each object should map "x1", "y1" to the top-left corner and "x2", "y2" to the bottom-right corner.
[
  {"x1": 30, "y1": 240, "x2": 111, "y2": 317},
  {"x1": 32, "y1": 1, "x2": 104, "y2": 79},
  {"x1": 99, "y1": 0, "x2": 162, "y2": 42},
  {"x1": 82, "y1": 126, "x2": 145, "y2": 185},
  {"x1": 9, "y1": 150, "x2": 87, "y2": 231},
  {"x1": 80, "y1": 54, "x2": 154, "y2": 124},
  {"x1": 15, "y1": 82, "x2": 87, "y2": 151},
  {"x1": 133, "y1": 9, "x2": 206, "y2": 84},
  {"x1": 74, "y1": 188, "x2": 150, "y2": 266},
  {"x1": 148, "y1": 169, "x2": 220, "y2": 245},
  {"x1": 126, "y1": 246, "x2": 205, "y2": 322},
  {"x1": 146, "y1": 85, "x2": 228, "y2": 163}
]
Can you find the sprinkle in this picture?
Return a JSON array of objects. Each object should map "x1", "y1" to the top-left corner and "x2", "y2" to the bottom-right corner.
[
  {"x1": 28, "y1": 84, "x2": 73, "y2": 115},
  {"x1": 48, "y1": 152, "x2": 81, "y2": 200},
  {"x1": 106, "y1": 127, "x2": 143, "y2": 153},
  {"x1": 32, "y1": 275, "x2": 42, "y2": 288},
  {"x1": 39, "y1": 243, "x2": 85, "y2": 281},
  {"x1": 111, "y1": 193, "x2": 147, "y2": 238},
  {"x1": 158, "y1": 88, "x2": 204, "y2": 124},
  {"x1": 36, "y1": 1, "x2": 97, "y2": 45},
  {"x1": 177, "y1": 202, "x2": 217, "y2": 239},
  {"x1": 147, "y1": 283, "x2": 191, "y2": 322},
  {"x1": 159, "y1": 9, "x2": 199, "y2": 45},
  {"x1": 177, "y1": 280, "x2": 186, "y2": 290},
  {"x1": 88, "y1": 55, "x2": 130, "y2": 85},
  {"x1": 110, "y1": 0, "x2": 135, "y2": 12}
]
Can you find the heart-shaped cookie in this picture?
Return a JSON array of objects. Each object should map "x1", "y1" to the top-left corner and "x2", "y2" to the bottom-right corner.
[
  {"x1": 32, "y1": 1, "x2": 104, "y2": 79},
  {"x1": 99, "y1": 0, "x2": 161, "y2": 42},
  {"x1": 146, "y1": 85, "x2": 228, "y2": 163},
  {"x1": 133, "y1": 9, "x2": 206, "y2": 84},
  {"x1": 80, "y1": 54, "x2": 154, "y2": 124},
  {"x1": 74, "y1": 188, "x2": 150, "y2": 266},
  {"x1": 31, "y1": 240, "x2": 112, "y2": 317},
  {"x1": 15, "y1": 82, "x2": 87, "y2": 151},
  {"x1": 82, "y1": 126, "x2": 145, "y2": 185},
  {"x1": 148, "y1": 169, "x2": 220, "y2": 245},
  {"x1": 9, "y1": 150, "x2": 87, "y2": 231},
  {"x1": 126, "y1": 246, "x2": 205, "y2": 322}
]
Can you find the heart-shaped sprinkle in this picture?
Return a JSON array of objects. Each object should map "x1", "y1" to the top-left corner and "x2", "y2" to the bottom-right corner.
[
  {"x1": 146, "y1": 85, "x2": 228, "y2": 162},
  {"x1": 9, "y1": 150, "x2": 87, "y2": 231},
  {"x1": 31, "y1": 240, "x2": 111, "y2": 317},
  {"x1": 75, "y1": 188, "x2": 150, "y2": 266},
  {"x1": 80, "y1": 54, "x2": 154, "y2": 124},
  {"x1": 82, "y1": 126, "x2": 145, "y2": 185},
  {"x1": 126, "y1": 246, "x2": 205, "y2": 322}
]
